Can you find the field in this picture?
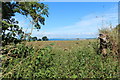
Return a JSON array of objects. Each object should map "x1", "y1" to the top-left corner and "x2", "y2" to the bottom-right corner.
[
  {"x1": 26, "y1": 39, "x2": 95, "y2": 50},
  {"x1": 1, "y1": 1, "x2": 119, "y2": 79},
  {"x1": 1, "y1": 39, "x2": 119, "y2": 78}
]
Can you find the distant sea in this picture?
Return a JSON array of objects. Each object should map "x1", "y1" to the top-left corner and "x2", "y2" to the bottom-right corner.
[{"x1": 49, "y1": 38, "x2": 96, "y2": 41}]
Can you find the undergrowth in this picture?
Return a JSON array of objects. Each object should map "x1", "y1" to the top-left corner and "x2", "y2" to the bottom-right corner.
[{"x1": 1, "y1": 40, "x2": 119, "y2": 79}]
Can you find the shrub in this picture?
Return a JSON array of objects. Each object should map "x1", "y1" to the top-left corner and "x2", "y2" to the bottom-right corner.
[
  {"x1": 42, "y1": 36, "x2": 49, "y2": 41},
  {"x1": 1, "y1": 44, "x2": 54, "y2": 79}
]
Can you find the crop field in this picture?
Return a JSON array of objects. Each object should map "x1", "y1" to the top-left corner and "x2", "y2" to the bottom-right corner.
[{"x1": 1, "y1": 39, "x2": 119, "y2": 79}]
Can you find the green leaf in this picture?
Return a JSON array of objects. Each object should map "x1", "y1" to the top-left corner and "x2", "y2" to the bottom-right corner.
[{"x1": 71, "y1": 74, "x2": 77, "y2": 78}]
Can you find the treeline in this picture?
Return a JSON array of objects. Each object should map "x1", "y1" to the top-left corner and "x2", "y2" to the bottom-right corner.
[{"x1": 27, "y1": 36, "x2": 49, "y2": 41}]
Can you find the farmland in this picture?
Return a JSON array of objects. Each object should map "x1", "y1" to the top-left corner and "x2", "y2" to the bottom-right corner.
[{"x1": 1, "y1": 39, "x2": 119, "y2": 78}]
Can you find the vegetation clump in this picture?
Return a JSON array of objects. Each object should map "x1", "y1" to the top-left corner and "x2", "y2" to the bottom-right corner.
[{"x1": 98, "y1": 25, "x2": 119, "y2": 55}]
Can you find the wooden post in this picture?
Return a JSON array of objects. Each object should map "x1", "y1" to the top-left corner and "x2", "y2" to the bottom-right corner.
[{"x1": 98, "y1": 33, "x2": 108, "y2": 56}]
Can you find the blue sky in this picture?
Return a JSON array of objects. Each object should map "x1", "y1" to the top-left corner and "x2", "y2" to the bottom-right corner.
[{"x1": 14, "y1": 2, "x2": 118, "y2": 39}]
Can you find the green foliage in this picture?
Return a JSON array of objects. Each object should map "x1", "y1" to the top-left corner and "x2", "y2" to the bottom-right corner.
[
  {"x1": 13, "y1": 2, "x2": 49, "y2": 29},
  {"x1": 2, "y1": 2, "x2": 49, "y2": 46},
  {"x1": 2, "y1": 18, "x2": 24, "y2": 46},
  {"x1": 1, "y1": 40, "x2": 119, "y2": 78},
  {"x1": 2, "y1": 2, "x2": 15, "y2": 20},
  {"x1": 49, "y1": 43, "x2": 55, "y2": 46},
  {"x1": 2, "y1": 43, "x2": 54, "y2": 78},
  {"x1": 49, "y1": 41, "x2": 119, "y2": 78},
  {"x1": 38, "y1": 38, "x2": 42, "y2": 41},
  {"x1": 31, "y1": 37, "x2": 37, "y2": 41}
]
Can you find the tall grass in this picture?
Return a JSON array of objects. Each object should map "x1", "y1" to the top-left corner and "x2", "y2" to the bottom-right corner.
[{"x1": 98, "y1": 25, "x2": 119, "y2": 55}]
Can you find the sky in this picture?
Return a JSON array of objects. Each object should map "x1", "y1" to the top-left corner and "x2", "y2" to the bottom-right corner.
[
  {"x1": 13, "y1": 0, "x2": 120, "y2": 2},
  {"x1": 14, "y1": 2, "x2": 118, "y2": 39}
]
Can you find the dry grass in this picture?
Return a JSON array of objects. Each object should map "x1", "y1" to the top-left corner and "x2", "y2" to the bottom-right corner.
[
  {"x1": 25, "y1": 39, "x2": 96, "y2": 50},
  {"x1": 98, "y1": 25, "x2": 119, "y2": 55}
]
